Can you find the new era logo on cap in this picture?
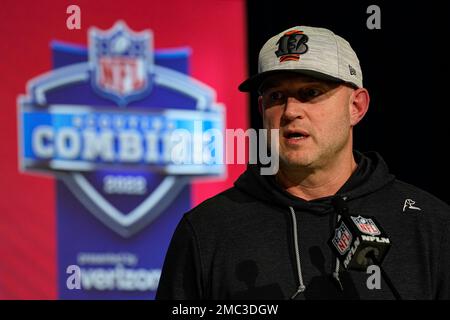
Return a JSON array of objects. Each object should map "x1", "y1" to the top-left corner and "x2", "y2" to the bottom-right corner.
[{"x1": 239, "y1": 26, "x2": 363, "y2": 92}]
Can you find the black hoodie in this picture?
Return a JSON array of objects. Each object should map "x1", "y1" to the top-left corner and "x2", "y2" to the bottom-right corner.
[{"x1": 156, "y1": 151, "x2": 450, "y2": 300}]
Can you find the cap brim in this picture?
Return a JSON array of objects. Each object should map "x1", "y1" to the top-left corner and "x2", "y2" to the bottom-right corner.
[{"x1": 238, "y1": 69, "x2": 350, "y2": 92}]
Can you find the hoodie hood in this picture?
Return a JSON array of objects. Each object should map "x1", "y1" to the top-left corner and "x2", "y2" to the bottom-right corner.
[{"x1": 234, "y1": 151, "x2": 395, "y2": 215}]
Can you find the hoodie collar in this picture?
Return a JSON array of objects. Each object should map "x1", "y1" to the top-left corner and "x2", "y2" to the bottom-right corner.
[{"x1": 234, "y1": 151, "x2": 395, "y2": 215}]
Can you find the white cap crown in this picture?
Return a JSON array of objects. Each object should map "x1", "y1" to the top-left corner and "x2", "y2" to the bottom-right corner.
[{"x1": 239, "y1": 26, "x2": 363, "y2": 91}]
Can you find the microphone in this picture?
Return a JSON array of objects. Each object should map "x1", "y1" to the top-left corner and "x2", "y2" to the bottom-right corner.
[
  {"x1": 328, "y1": 197, "x2": 391, "y2": 271},
  {"x1": 328, "y1": 196, "x2": 402, "y2": 299},
  {"x1": 328, "y1": 197, "x2": 402, "y2": 300}
]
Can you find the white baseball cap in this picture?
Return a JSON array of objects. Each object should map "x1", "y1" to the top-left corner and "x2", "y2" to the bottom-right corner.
[{"x1": 238, "y1": 26, "x2": 363, "y2": 92}]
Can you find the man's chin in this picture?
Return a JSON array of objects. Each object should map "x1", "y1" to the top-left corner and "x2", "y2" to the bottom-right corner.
[{"x1": 280, "y1": 156, "x2": 315, "y2": 169}]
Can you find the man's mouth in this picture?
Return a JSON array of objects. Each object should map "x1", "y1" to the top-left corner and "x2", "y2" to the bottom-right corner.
[{"x1": 283, "y1": 130, "x2": 310, "y2": 140}]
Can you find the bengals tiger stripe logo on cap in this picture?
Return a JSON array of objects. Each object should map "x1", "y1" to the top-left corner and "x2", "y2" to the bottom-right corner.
[{"x1": 275, "y1": 30, "x2": 308, "y2": 62}]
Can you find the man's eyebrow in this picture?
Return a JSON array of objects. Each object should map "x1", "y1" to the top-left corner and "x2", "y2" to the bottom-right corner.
[
  {"x1": 258, "y1": 78, "x2": 282, "y2": 91},
  {"x1": 259, "y1": 78, "x2": 331, "y2": 93}
]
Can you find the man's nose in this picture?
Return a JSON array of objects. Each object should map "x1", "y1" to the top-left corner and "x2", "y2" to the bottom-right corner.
[{"x1": 282, "y1": 96, "x2": 305, "y2": 121}]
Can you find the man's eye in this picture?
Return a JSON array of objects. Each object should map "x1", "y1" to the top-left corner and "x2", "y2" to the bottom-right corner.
[
  {"x1": 302, "y1": 88, "x2": 322, "y2": 98},
  {"x1": 269, "y1": 91, "x2": 285, "y2": 101}
]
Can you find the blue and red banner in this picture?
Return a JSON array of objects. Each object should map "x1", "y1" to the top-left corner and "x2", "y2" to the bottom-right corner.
[{"x1": 0, "y1": 0, "x2": 246, "y2": 299}]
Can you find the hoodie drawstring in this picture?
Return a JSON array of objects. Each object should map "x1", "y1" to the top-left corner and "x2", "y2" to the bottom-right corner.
[
  {"x1": 333, "y1": 257, "x2": 343, "y2": 291},
  {"x1": 289, "y1": 206, "x2": 306, "y2": 299},
  {"x1": 289, "y1": 198, "x2": 347, "y2": 298}
]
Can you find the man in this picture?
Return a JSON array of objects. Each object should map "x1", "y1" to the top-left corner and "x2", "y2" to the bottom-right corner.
[{"x1": 156, "y1": 26, "x2": 450, "y2": 299}]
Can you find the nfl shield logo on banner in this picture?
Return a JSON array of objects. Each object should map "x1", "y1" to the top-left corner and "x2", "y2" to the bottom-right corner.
[
  {"x1": 89, "y1": 21, "x2": 152, "y2": 106},
  {"x1": 351, "y1": 215, "x2": 381, "y2": 236}
]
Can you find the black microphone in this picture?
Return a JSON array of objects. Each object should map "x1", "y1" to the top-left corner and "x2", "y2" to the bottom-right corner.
[
  {"x1": 328, "y1": 197, "x2": 391, "y2": 271},
  {"x1": 328, "y1": 196, "x2": 402, "y2": 299}
]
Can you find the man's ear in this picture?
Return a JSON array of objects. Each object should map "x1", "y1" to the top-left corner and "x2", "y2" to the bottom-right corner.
[
  {"x1": 258, "y1": 96, "x2": 263, "y2": 115},
  {"x1": 349, "y1": 88, "x2": 370, "y2": 126}
]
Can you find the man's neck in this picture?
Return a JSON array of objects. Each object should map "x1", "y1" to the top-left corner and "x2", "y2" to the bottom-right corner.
[{"x1": 276, "y1": 152, "x2": 357, "y2": 201}]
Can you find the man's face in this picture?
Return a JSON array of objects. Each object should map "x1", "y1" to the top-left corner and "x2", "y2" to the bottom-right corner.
[{"x1": 259, "y1": 73, "x2": 356, "y2": 170}]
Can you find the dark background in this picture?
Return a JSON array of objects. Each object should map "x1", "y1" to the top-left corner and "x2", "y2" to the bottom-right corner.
[{"x1": 244, "y1": 0, "x2": 449, "y2": 204}]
